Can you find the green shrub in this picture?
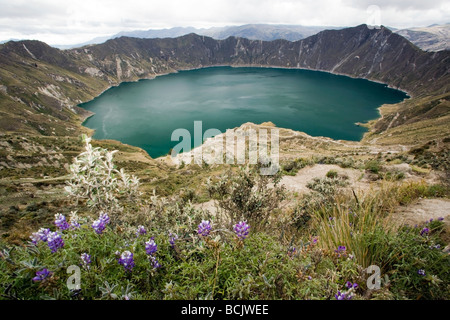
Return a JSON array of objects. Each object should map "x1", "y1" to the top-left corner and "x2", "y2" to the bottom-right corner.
[
  {"x1": 306, "y1": 177, "x2": 349, "y2": 196},
  {"x1": 281, "y1": 158, "x2": 312, "y2": 175},
  {"x1": 364, "y1": 222, "x2": 450, "y2": 300},
  {"x1": 206, "y1": 165, "x2": 286, "y2": 229},
  {"x1": 365, "y1": 160, "x2": 382, "y2": 174},
  {"x1": 326, "y1": 170, "x2": 338, "y2": 179},
  {"x1": 383, "y1": 170, "x2": 405, "y2": 181},
  {"x1": 64, "y1": 135, "x2": 141, "y2": 218},
  {"x1": 0, "y1": 219, "x2": 358, "y2": 300}
]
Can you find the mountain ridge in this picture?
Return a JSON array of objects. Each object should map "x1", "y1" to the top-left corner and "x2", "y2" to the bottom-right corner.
[
  {"x1": 394, "y1": 24, "x2": 450, "y2": 52},
  {"x1": 52, "y1": 24, "x2": 338, "y2": 49},
  {"x1": 49, "y1": 23, "x2": 450, "y2": 53},
  {"x1": 0, "y1": 24, "x2": 448, "y2": 145}
]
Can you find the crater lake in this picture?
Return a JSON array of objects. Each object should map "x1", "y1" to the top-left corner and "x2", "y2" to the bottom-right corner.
[{"x1": 80, "y1": 66, "x2": 408, "y2": 158}]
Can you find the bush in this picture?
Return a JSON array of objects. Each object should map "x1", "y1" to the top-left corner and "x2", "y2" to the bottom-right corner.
[
  {"x1": 363, "y1": 222, "x2": 450, "y2": 300},
  {"x1": 365, "y1": 160, "x2": 382, "y2": 174},
  {"x1": 206, "y1": 165, "x2": 286, "y2": 229},
  {"x1": 281, "y1": 158, "x2": 312, "y2": 175},
  {"x1": 395, "y1": 181, "x2": 448, "y2": 205},
  {"x1": 382, "y1": 170, "x2": 405, "y2": 181},
  {"x1": 326, "y1": 170, "x2": 338, "y2": 179},
  {"x1": 64, "y1": 135, "x2": 141, "y2": 217},
  {"x1": 306, "y1": 177, "x2": 349, "y2": 196},
  {"x1": 0, "y1": 213, "x2": 358, "y2": 300}
]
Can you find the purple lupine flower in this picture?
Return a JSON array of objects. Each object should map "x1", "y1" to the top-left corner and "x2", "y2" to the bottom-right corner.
[
  {"x1": 335, "y1": 245, "x2": 347, "y2": 258},
  {"x1": 420, "y1": 227, "x2": 429, "y2": 236},
  {"x1": 198, "y1": 220, "x2": 212, "y2": 237},
  {"x1": 30, "y1": 228, "x2": 51, "y2": 245},
  {"x1": 418, "y1": 269, "x2": 426, "y2": 276},
  {"x1": 149, "y1": 256, "x2": 161, "y2": 269},
  {"x1": 30, "y1": 233, "x2": 40, "y2": 245},
  {"x1": 335, "y1": 246, "x2": 346, "y2": 253},
  {"x1": 288, "y1": 247, "x2": 297, "y2": 257},
  {"x1": 99, "y1": 212, "x2": 110, "y2": 224},
  {"x1": 69, "y1": 212, "x2": 81, "y2": 230},
  {"x1": 335, "y1": 290, "x2": 353, "y2": 300},
  {"x1": 70, "y1": 220, "x2": 81, "y2": 230},
  {"x1": 47, "y1": 231, "x2": 64, "y2": 253},
  {"x1": 145, "y1": 238, "x2": 157, "y2": 256},
  {"x1": 335, "y1": 291, "x2": 351, "y2": 300},
  {"x1": 32, "y1": 268, "x2": 52, "y2": 282},
  {"x1": 335, "y1": 291, "x2": 344, "y2": 300},
  {"x1": 54, "y1": 213, "x2": 70, "y2": 231},
  {"x1": 169, "y1": 233, "x2": 178, "y2": 248},
  {"x1": 233, "y1": 221, "x2": 250, "y2": 240},
  {"x1": 346, "y1": 282, "x2": 358, "y2": 289},
  {"x1": 118, "y1": 251, "x2": 135, "y2": 272},
  {"x1": 92, "y1": 219, "x2": 106, "y2": 234},
  {"x1": 136, "y1": 225, "x2": 147, "y2": 237},
  {"x1": 92, "y1": 212, "x2": 110, "y2": 234},
  {"x1": 438, "y1": 217, "x2": 444, "y2": 221},
  {"x1": 81, "y1": 253, "x2": 91, "y2": 269},
  {"x1": 312, "y1": 237, "x2": 318, "y2": 245}
]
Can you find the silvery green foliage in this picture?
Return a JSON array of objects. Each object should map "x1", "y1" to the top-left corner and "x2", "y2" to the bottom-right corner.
[
  {"x1": 64, "y1": 135, "x2": 140, "y2": 212},
  {"x1": 206, "y1": 164, "x2": 285, "y2": 228},
  {"x1": 306, "y1": 177, "x2": 349, "y2": 196},
  {"x1": 139, "y1": 190, "x2": 212, "y2": 234}
]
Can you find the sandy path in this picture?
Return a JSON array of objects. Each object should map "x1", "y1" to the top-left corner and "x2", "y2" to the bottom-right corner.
[
  {"x1": 395, "y1": 199, "x2": 450, "y2": 227},
  {"x1": 280, "y1": 164, "x2": 367, "y2": 194}
]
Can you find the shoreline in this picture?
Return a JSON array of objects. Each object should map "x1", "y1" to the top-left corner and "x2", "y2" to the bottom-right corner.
[{"x1": 76, "y1": 64, "x2": 412, "y2": 158}]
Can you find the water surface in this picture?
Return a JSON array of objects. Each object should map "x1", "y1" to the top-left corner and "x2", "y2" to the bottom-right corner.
[{"x1": 81, "y1": 67, "x2": 408, "y2": 158}]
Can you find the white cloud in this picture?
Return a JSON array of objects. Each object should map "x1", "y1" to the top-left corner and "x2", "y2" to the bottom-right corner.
[{"x1": 0, "y1": 0, "x2": 448, "y2": 45}]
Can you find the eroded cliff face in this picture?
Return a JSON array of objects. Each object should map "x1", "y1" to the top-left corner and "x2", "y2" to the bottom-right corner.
[
  {"x1": 395, "y1": 24, "x2": 450, "y2": 52},
  {"x1": 0, "y1": 24, "x2": 448, "y2": 139},
  {"x1": 70, "y1": 25, "x2": 449, "y2": 94}
]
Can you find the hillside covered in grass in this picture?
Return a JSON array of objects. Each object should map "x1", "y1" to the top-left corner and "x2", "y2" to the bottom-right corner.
[{"x1": 0, "y1": 133, "x2": 448, "y2": 300}]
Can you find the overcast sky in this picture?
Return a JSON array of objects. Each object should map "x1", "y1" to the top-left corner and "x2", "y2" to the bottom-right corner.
[{"x1": 0, "y1": 0, "x2": 449, "y2": 45}]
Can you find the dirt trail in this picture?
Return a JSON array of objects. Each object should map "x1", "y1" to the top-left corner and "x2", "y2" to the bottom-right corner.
[
  {"x1": 395, "y1": 199, "x2": 450, "y2": 227},
  {"x1": 194, "y1": 164, "x2": 449, "y2": 234},
  {"x1": 280, "y1": 164, "x2": 368, "y2": 194}
]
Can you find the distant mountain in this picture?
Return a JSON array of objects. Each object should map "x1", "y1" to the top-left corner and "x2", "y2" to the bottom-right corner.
[
  {"x1": 394, "y1": 24, "x2": 450, "y2": 52},
  {"x1": 54, "y1": 24, "x2": 338, "y2": 49},
  {"x1": 202, "y1": 24, "x2": 335, "y2": 42},
  {"x1": 0, "y1": 38, "x2": 22, "y2": 44},
  {"x1": 54, "y1": 35, "x2": 113, "y2": 50},
  {"x1": 116, "y1": 24, "x2": 336, "y2": 42},
  {"x1": 114, "y1": 26, "x2": 203, "y2": 39}
]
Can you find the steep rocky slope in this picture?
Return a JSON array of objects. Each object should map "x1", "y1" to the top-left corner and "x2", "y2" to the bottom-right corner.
[
  {"x1": 0, "y1": 24, "x2": 448, "y2": 143},
  {"x1": 395, "y1": 24, "x2": 450, "y2": 52},
  {"x1": 71, "y1": 25, "x2": 449, "y2": 94}
]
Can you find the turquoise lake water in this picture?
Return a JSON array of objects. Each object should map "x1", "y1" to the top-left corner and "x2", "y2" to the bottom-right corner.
[{"x1": 81, "y1": 66, "x2": 408, "y2": 158}]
